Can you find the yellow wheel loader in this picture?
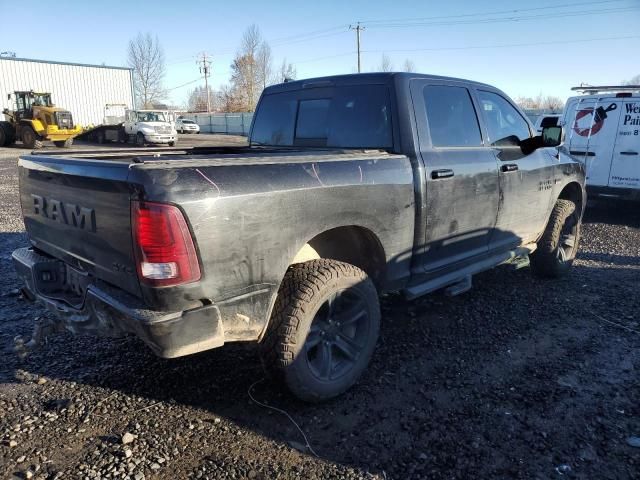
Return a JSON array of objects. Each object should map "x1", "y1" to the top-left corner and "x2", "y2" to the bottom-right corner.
[{"x1": 0, "y1": 91, "x2": 82, "y2": 148}]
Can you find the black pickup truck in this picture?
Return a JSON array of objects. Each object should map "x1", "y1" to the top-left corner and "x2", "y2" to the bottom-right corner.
[{"x1": 13, "y1": 73, "x2": 585, "y2": 401}]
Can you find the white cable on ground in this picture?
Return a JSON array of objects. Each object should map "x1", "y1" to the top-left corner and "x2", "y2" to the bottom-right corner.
[{"x1": 247, "y1": 378, "x2": 320, "y2": 458}]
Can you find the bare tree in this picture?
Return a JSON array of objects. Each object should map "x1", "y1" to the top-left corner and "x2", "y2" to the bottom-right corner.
[
  {"x1": 258, "y1": 42, "x2": 273, "y2": 90},
  {"x1": 403, "y1": 59, "x2": 416, "y2": 73},
  {"x1": 515, "y1": 94, "x2": 563, "y2": 111},
  {"x1": 217, "y1": 84, "x2": 244, "y2": 113},
  {"x1": 379, "y1": 54, "x2": 394, "y2": 72},
  {"x1": 623, "y1": 74, "x2": 640, "y2": 85},
  {"x1": 188, "y1": 85, "x2": 215, "y2": 112},
  {"x1": 127, "y1": 33, "x2": 166, "y2": 108},
  {"x1": 230, "y1": 24, "x2": 274, "y2": 111},
  {"x1": 540, "y1": 95, "x2": 564, "y2": 111},
  {"x1": 278, "y1": 58, "x2": 296, "y2": 83}
]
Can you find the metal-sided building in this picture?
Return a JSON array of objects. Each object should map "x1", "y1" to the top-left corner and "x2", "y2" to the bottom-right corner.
[{"x1": 0, "y1": 57, "x2": 134, "y2": 127}]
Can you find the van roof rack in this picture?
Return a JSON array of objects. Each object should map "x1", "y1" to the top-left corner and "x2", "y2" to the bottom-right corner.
[{"x1": 571, "y1": 85, "x2": 640, "y2": 94}]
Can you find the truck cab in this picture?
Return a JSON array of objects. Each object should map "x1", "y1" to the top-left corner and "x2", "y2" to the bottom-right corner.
[
  {"x1": 563, "y1": 85, "x2": 640, "y2": 200},
  {"x1": 123, "y1": 109, "x2": 177, "y2": 146}
]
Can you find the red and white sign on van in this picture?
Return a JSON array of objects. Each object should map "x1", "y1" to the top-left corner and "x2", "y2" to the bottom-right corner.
[{"x1": 573, "y1": 103, "x2": 618, "y2": 137}]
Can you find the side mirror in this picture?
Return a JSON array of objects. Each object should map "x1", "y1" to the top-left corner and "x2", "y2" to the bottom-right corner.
[{"x1": 542, "y1": 126, "x2": 562, "y2": 147}]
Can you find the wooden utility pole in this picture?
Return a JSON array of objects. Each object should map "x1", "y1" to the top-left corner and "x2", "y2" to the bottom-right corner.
[
  {"x1": 197, "y1": 53, "x2": 212, "y2": 112},
  {"x1": 349, "y1": 23, "x2": 364, "y2": 73}
]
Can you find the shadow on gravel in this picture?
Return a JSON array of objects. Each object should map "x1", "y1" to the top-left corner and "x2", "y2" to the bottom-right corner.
[
  {"x1": 2, "y1": 203, "x2": 640, "y2": 478},
  {"x1": 3, "y1": 256, "x2": 640, "y2": 477},
  {"x1": 584, "y1": 201, "x2": 640, "y2": 227}
]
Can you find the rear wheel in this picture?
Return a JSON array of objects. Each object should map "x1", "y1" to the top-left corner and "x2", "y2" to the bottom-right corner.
[
  {"x1": 118, "y1": 129, "x2": 128, "y2": 143},
  {"x1": 135, "y1": 132, "x2": 145, "y2": 147},
  {"x1": 530, "y1": 199, "x2": 581, "y2": 278},
  {"x1": 260, "y1": 259, "x2": 380, "y2": 402},
  {"x1": 53, "y1": 138, "x2": 73, "y2": 148},
  {"x1": 21, "y1": 126, "x2": 43, "y2": 149}
]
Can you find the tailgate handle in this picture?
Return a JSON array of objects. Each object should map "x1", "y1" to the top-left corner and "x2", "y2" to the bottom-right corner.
[
  {"x1": 620, "y1": 151, "x2": 638, "y2": 156},
  {"x1": 501, "y1": 164, "x2": 519, "y2": 172},
  {"x1": 431, "y1": 169, "x2": 454, "y2": 179}
]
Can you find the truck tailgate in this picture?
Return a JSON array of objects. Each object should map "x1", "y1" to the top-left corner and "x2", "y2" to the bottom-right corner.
[{"x1": 18, "y1": 155, "x2": 140, "y2": 297}]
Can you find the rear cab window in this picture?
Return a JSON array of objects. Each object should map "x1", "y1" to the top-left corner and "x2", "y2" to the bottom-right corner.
[
  {"x1": 422, "y1": 85, "x2": 482, "y2": 147},
  {"x1": 250, "y1": 85, "x2": 393, "y2": 149}
]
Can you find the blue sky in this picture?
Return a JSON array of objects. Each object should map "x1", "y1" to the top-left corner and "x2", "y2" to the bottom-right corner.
[{"x1": 1, "y1": 0, "x2": 638, "y2": 106}]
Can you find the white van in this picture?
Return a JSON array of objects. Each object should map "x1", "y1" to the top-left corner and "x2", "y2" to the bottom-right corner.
[{"x1": 562, "y1": 86, "x2": 640, "y2": 200}]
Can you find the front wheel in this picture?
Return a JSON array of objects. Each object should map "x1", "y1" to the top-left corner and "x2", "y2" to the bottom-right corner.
[
  {"x1": 530, "y1": 199, "x2": 581, "y2": 278},
  {"x1": 260, "y1": 259, "x2": 380, "y2": 402},
  {"x1": 135, "y1": 132, "x2": 145, "y2": 147},
  {"x1": 21, "y1": 126, "x2": 43, "y2": 149},
  {"x1": 168, "y1": 141, "x2": 175, "y2": 147},
  {"x1": 53, "y1": 138, "x2": 73, "y2": 148}
]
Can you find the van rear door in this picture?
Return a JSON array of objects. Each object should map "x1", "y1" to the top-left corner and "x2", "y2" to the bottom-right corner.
[
  {"x1": 609, "y1": 99, "x2": 640, "y2": 189},
  {"x1": 564, "y1": 98, "x2": 622, "y2": 187}
]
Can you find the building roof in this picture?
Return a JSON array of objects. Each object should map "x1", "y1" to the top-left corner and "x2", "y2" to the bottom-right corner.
[{"x1": 0, "y1": 56, "x2": 132, "y2": 71}]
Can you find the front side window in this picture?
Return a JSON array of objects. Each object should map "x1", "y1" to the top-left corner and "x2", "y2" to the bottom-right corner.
[
  {"x1": 136, "y1": 111, "x2": 167, "y2": 122},
  {"x1": 423, "y1": 85, "x2": 482, "y2": 147},
  {"x1": 478, "y1": 91, "x2": 531, "y2": 146}
]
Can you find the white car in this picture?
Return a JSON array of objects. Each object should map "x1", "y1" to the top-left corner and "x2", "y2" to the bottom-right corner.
[{"x1": 176, "y1": 118, "x2": 200, "y2": 134}]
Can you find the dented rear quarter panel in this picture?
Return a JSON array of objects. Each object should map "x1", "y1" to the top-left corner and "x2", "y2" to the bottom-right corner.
[{"x1": 127, "y1": 151, "x2": 415, "y2": 340}]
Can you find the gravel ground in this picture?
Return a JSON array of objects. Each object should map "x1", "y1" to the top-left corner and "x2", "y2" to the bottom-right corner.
[{"x1": 0, "y1": 140, "x2": 639, "y2": 479}]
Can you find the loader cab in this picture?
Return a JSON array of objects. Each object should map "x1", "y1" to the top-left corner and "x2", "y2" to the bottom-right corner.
[{"x1": 11, "y1": 91, "x2": 53, "y2": 121}]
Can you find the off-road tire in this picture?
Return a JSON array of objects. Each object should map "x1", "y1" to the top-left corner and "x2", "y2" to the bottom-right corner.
[
  {"x1": 260, "y1": 259, "x2": 380, "y2": 402},
  {"x1": 53, "y1": 138, "x2": 73, "y2": 148},
  {"x1": 530, "y1": 199, "x2": 581, "y2": 278},
  {"x1": 21, "y1": 126, "x2": 43, "y2": 149},
  {"x1": 0, "y1": 123, "x2": 6, "y2": 147},
  {"x1": 136, "y1": 132, "x2": 145, "y2": 147}
]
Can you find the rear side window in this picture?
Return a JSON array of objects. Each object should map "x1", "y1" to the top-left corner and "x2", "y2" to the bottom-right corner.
[
  {"x1": 423, "y1": 86, "x2": 482, "y2": 147},
  {"x1": 478, "y1": 91, "x2": 531, "y2": 146},
  {"x1": 251, "y1": 85, "x2": 392, "y2": 148}
]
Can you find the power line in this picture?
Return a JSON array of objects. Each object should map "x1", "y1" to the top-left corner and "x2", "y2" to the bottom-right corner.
[
  {"x1": 360, "y1": 0, "x2": 630, "y2": 25},
  {"x1": 364, "y1": 6, "x2": 639, "y2": 28},
  {"x1": 165, "y1": 78, "x2": 202, "y2": 92},
  {"x1": 362, "y1": 34, "x2": 640, "y2": 54},
  {"x1": 290, "y1": 51, "x2": 356, "y2": 65}
]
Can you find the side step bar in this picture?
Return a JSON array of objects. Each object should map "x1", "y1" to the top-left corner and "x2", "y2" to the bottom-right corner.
[{"x1": 404, "y1": 248, "x2": 533, "y2": 300}]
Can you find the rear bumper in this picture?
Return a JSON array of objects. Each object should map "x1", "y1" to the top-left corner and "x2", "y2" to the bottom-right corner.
[
  {"x1": 587, "y1": 185, "x2": 640, "y2": 201},
  {"x1": 12, "y1": 247, "x2": 224, "y2": 358}
]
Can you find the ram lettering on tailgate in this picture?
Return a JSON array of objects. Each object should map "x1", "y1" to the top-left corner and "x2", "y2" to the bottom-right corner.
[{"x1": 31, "y1": 194, "x2": 96, "y2": 232}]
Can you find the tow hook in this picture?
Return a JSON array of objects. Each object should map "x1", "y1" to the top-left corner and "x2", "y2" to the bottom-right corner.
[{"x1": 14, "y1": 316, "x2": 64, "y2": 360}]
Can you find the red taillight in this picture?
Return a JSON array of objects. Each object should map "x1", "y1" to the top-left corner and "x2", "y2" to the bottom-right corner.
[{"x1": 131, "y1": 201, "x2": 201, "y2": 287}]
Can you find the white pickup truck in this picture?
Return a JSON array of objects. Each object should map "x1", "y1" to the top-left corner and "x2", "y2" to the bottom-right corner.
[
  {"x1": 124, "y1": 109, "x2": 177, "y2": 146},
  {"x1": 81, "y1": 107, "x2": 177, "y2": 146}
]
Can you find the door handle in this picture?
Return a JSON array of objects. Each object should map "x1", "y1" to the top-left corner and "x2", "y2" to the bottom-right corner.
[
  {"x1": 431, "y1": 169, "x2": 454, "y2": 179},
  {"x1": 620, "y1": 151, "x2": 638, "y2": 156},
  {"x1": 501, "y1": 164, "x2": 519, "y2": 172}
]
